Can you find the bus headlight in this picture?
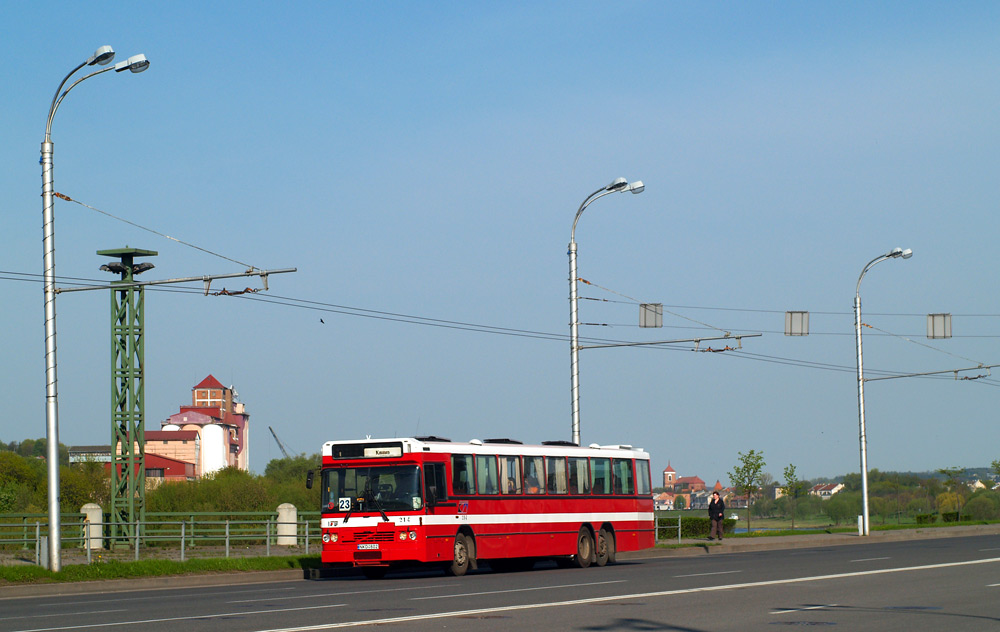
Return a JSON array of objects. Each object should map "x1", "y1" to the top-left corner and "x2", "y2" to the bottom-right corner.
[
  {"x1": 330, "y1": 533, "x2": 339, "y2": 543},
  {"x1": 408, "y1": 531, "x2": 417, "y2": 541},
  {"x1": 399, "y1": 532, "x2": 408, "y2": 541},
  {"x1": 322, "y1": 533, "x2": 330, "y2": 543}
]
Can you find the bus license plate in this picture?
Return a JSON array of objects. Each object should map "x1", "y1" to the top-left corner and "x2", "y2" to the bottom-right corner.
[{"x1": 357, "y1": 543, "x2": 379, "y2": 550}]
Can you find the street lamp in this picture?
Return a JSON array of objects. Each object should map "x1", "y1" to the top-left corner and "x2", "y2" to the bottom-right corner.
[
  {"x1": 41, "y1": 46, "x2": 150, "y2": 572},
  {"x1": 569, "y1": 177, "x2": 644, "y2": 446},
  {"x1": 854, "y1": 246, "x2": 912, "y2": 536}
]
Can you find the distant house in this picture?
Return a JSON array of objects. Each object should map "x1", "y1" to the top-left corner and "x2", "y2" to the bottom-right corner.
[
  {"x1": 654, "y1": 492, "x2": 675, "y2": 510},
  {"x1": 809, "y1": 483, "x2": 844, "y2": 499},
  {"x1": 68, "y1": 446, "x2": 112, "y2": 465},
  {"x1": 720, "y1": 487, "x2": 750, "y2": 509}
]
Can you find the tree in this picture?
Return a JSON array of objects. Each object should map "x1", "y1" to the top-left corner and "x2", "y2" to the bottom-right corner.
[
  {"x1": 991, "y1": 459, "x2": 1000, "y2": 480},
  {"x1": 937, "y1": 467, "x2": 968, "y2": 518},
  {"x1": 782, "y1": 464, "x2": 805, "y2": 530},
  {"x1": 729, "y1": 449, "x2": 765, "y2": 533},
  {"x1": 674, "y1": 495, "x2": 685, "y2": 510}
]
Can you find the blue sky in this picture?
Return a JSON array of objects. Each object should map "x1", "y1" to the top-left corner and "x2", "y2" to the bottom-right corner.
[{"x1": 2, "y1": 2, "x2": 998, "y2": 484}]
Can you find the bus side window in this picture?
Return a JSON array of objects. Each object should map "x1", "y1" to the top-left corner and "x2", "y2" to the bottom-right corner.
[
  {"x1": 612, "y1": 458, "x2": 634, "y2": 495},
  {"x1": 425, "y1": 462, "x2": 447, "y2": 504},
  {"x1": 499, "y1": 455, "x2": 522, "y2": 494},
  {"x1": 524, "y1": 456, "x2": 544, "y2": 494},
  {"x1": 636, "y1": 460, "x2": 652, "y2": 495},
  {"x1": 476, "y1": 455, "x2": 499, "y2": 495},
  {"x1": 452, "y1": 454, "x2": 474, "y2": 495},
  {"x1": 591, "y1": 458, "x2": 610, "y2": 495},
  {"x1": 568, "y1": 457, "x2": 589, "y2": 495},
  {"x1": 546, "y1": 457, "x2": 567, "y2": 494}
]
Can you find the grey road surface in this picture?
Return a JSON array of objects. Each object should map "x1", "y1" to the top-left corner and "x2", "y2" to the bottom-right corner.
[{"x1": 1, "y1": 535, "x2": 998, "y2": 631}]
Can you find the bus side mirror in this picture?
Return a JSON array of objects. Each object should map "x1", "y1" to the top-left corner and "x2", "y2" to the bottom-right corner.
[
  {"x1": 305, "y1": 470, "x2": 314, "y2": 490},
  {"x1": 426, "y1": 485, "x2": 438, "y2": 508}
]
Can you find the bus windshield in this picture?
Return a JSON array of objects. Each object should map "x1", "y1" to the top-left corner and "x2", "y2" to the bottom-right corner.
[{"x1": 322, "y1": 465, "x2": 423, "y2": 513}]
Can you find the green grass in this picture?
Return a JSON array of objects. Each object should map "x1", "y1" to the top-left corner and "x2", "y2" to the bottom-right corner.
[{"x1": 0, "y1": 554, "x2": 321, "y2": 585}]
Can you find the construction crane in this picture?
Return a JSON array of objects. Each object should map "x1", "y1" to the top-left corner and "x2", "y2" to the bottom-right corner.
[{"x1": 268, "y1": 426, "x2": 294, "y2": 459}]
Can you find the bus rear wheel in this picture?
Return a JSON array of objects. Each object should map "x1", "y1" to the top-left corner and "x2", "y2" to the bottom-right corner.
[
  {"x1": 574, "y1": 528, "x2": 594, "y2": 568},
  {"x1": 596, "y1": 528, "x2": 614, "y2": 567},
  {"x1": 447, "y1": 533, "x2": 472, "y2": 576}
]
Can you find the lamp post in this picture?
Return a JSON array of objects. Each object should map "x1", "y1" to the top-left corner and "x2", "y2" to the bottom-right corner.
[
  {"x1": 569, "y1": 177, "x2": 644, "y2": 446},
  {"x1": 41, "y1": 46, "x2": 150, "y2": 571},
  {"x1": 854, "y1": 246, "x2": 912, "y2": 536}
]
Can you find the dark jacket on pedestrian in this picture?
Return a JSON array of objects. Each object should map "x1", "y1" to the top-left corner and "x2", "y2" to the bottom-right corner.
[{"x1": 708, "y1": 497, "x2": 725, "y2": 521}]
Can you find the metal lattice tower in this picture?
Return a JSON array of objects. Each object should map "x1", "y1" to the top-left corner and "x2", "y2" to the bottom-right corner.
[{"x1": 99, "y1": 247, "x2": 157, "y2": 543}]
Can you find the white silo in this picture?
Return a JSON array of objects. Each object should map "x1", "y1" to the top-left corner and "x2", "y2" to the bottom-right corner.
[
  {"x1": 162, "y1": 424, "x2": 181, "y2": 431},
  {"x1": 201, "y1": 424, "x2": 227, "y2": 476}
]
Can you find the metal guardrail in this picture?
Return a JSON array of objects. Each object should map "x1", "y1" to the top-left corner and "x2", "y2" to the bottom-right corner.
[
  {"x1": 655, "y1": 515, "x2": 682, "y2": 544},
  {"x1": 1, "y1": 511, "x2": 322, "y2": 566}
]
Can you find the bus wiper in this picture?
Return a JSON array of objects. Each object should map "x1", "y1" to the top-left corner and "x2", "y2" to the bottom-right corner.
[{"x1": 363, "y1": 479, "x2": 391, "y2": 523}]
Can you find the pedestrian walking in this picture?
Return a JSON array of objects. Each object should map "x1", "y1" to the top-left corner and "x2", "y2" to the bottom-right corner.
[{"x1": 708, "y1": 491, "x2": 725, "y2": 541}]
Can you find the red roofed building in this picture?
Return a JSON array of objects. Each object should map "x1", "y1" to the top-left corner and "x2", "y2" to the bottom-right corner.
[
  {"x1": 662, "y1": 463, "x2": 676, "y2": 487},
  {"x1": 152, "y1": 375, "x2": 251, "y2": 477}
]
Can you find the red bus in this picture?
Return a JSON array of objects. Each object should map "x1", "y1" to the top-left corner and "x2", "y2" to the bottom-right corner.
[{"x1": 311, "y1": 436, "x2": 655, "y2": 578}]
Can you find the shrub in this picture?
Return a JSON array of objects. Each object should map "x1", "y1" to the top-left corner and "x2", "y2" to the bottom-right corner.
[
  {"x1": 963, "y1": 495, "x2": 1000, "y2": 521},
  {"x1": 941, "y1": 511, "x2": 960, "y2": 523},
  {"x1": 914, "y1": 513, "x2": 937, "y2": 525},
  {"x1": 657, "y1": 516, "x2": 736, "y2": 540}
]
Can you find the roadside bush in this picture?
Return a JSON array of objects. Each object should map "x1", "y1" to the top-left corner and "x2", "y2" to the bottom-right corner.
[
  {"x1": 657, "y1": 516, "x2": 736, "y2": 539},
  {"x1": 941, "y1": 511, "x2": 960, "y2": 523},
  {"x1": 914, "y1": 513, "x2": 937, "y2": 525},
  {"x1": 963, "y1": 495, "x2": 1000, "y2": 521}
]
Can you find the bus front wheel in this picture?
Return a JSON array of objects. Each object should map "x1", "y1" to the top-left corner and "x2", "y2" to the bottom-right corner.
[
  {"x1": 447, "y1": 533, "x2": 472, "y2": 576},
  {"x1": 574, "y1": 528, "x2": 594, "y2": 568}
]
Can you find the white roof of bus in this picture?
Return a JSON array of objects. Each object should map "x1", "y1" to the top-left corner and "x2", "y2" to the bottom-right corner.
[{"x1": 321, "y1": 437, "x2": 649, "y2": 460}]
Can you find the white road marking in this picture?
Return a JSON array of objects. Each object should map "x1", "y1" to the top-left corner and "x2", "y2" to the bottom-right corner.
[
  {"x1": 28, "y1": 586, "x2": 298, "y2": 607},
  {"x1": 409, "y1": 580, "x2": 626, "y2": 600},
  {"x1": 0, "y1": 610, "x2": 125, "y2": 622},
  {"x1": 851, "y1": 556, "x2": 890, "y2": 562},
  {"x1": 988, "y1": 583, "x2": 1000, "y2": 587},
  {"x1": 8, "y1": 602, "x2": 346, "y2": 632},
  {"x1": 771, "y1": 604, "x2": 838, "y2": 614},
  {"x1": 228, "y1": 584, "x2": 449, "y2": 603},
  {"x1": 673, "y1": 570, "x2": 742, "y2": 578},
  {"x1": 980, "y1": 548, "x2": 1000, "y2": 552},
  {"x1": 253, "y1": 556, "x2": 1000, "y2": 631}
]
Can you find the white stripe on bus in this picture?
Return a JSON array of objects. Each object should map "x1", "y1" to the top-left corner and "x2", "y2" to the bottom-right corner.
[{"x1": 320, "y1": 512, "x2": 654, "y2": 529}]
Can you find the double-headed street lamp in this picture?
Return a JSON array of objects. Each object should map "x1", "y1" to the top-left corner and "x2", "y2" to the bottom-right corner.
[
  {"x1": 569, "y1": 177, "x2": 644, "y2": 446},
  {"x1": 41, "y1": 46, "x2": 150, "y2": 571},
  {"x1": 854, "y1": 246, "x2": 912, "y2": 536}
]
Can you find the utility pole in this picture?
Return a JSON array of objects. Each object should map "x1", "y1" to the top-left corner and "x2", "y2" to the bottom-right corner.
[{"x1": 99, "y1": 247, "x2": 156, "y2": 544}]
